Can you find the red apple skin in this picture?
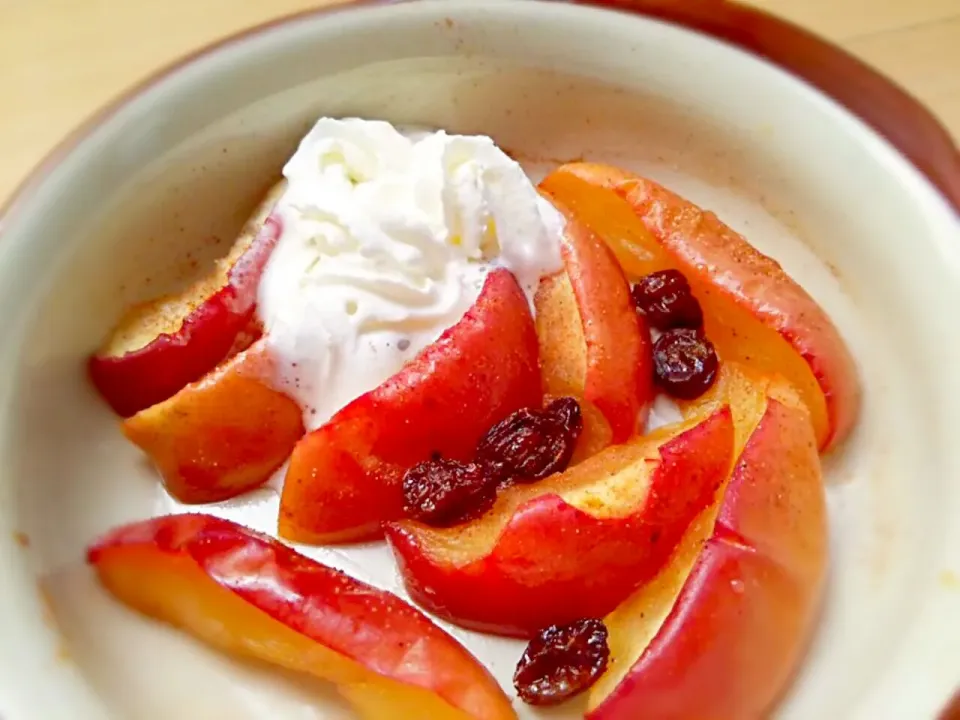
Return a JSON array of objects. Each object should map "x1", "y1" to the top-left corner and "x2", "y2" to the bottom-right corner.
[
  {"x1": 553, "y1": 196, "x2": 653, "y2": 442},
  {"x1": 278, "y1": 269, "x2": 542, "y2": 545},
  {"x1": 543, "y1": 163, "x2": 860, "y2": 452},
  {"x1": 588, "y1": 398, "x2": 827, "y2": 720},
  {"x1": 90, "y1": 184, "x2": 285, "y2": 418},
  {"x1": 385, "y1": 407, "x2": 734, "y2": 637},
  {"x1": 87, "y1": 514, "x2": 516, "y2": 720}
]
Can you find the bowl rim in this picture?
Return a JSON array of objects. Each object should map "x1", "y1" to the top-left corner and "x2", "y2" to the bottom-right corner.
[{"x1": 1, "y1": 0, "x2": 958, "y2": 234}]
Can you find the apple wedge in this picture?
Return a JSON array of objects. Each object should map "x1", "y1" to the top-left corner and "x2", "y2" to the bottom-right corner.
[
  {"x1": 384, "y1": 405, "x2": 733, "y2": 637},
  {"x1": 536, "y1": 273, "x2": 614, "y2": 463},
  {"x1": 586, "y1": 364, "x2": 827, "y2": 720},
  {"x1": 278, "y1": 269, "x2": 542, "y2": 545},
  {"x1": 89, "y1": 180, "x2": 287, "y2": 417},
  {"x1": 87, "y1": 514, "x2": 516, "y2": 720},
  {"x1": 536, "y1": 196, "x2": 653, "y2": 443},
  {"x1": 122, "y1": 340, "x2": 304, "y2": 504},
  {"x1": 539, "y1": 165, "x2": 860, "y2": 452}
]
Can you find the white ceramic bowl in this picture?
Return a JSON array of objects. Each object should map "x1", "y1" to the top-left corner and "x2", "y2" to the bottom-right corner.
[{"x1": 2, "y1": 1, "x2": 959, "y2": 718}]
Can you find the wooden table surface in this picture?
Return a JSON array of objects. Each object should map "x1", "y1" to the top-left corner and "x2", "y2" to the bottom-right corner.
[{"x1": 1, "y1": 0, "x2": 958, "y2": 203}]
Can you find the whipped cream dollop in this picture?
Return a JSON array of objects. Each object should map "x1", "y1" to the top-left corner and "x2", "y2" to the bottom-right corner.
[{"x1": 257, "y1": 118, "x2": 565, "y2": 430}]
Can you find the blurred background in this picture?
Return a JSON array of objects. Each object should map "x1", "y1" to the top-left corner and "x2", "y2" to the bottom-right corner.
[{"x1": 0, "y1": 0, "x2": 957, "y2": 201}]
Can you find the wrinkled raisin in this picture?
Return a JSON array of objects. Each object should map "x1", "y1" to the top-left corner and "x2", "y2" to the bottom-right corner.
[
  {"x1": 477, "y1": 399, "x2": 582, "y2": 484},
  {"x1": 632, "y1": 269, "x2": 703, "y2": 330},
  {"x1": 653, "y1": 327, "x2": 719, "y2": 399},
  {"x1": 401, "y1": 458, "x2": 498, "y2": 526},
  {"x1": 513, "y1": 618, "x2": 610, "y2": 706},
  {"x1": 544, "y1": 396, "x2": 583, "y2": 437}
]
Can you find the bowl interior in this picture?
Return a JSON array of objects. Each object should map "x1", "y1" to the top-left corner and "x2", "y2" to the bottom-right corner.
[{"x1": 1, "y1": 1, "x2": 959, "y2": 719}]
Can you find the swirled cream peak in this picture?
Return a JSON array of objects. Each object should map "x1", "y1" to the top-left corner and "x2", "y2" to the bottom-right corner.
[{"x1": 257, "y1": 118, "x2": 564, "y2": 429}]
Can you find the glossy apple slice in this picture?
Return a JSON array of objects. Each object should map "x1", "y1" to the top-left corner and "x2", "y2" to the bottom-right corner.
[
  {"x1": 89, "y1": 180, "x2": 287, "y2": 417},
  {"x1": 87, "y1": 514, "x2": 516, "y2": 720},
  {"x1": 385, "y1": 405, "x2": 733, "y2": 637},
  {"x1": 587, "y1": 365, "x2": 827, "y2": 720},
  {"x1": 122, "y1": 340, "x2": 304, "y2": 504},
  {"x1": 536, "y1": 195, "x2": 653, "y2": 443},
  {"x1": 278, "y1": 268, "x2": 542, "y2": 544},
  {"x1": 540, "y1": 165, "x2": 860, "y2": 452},
  {"x1": 535, "y1": 272, "x2": 614, "y2": 463}
]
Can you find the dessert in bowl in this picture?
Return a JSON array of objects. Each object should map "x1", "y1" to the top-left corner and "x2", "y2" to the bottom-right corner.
[
  {"x1": 1, "y1": 1, "x2": 959, "y2": 719},
  {"x1": 86, "y1": 112, "x2": 843, "y2": 718}
]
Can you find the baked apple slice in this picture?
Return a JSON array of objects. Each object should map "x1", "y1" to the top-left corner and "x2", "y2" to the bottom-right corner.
[
  {"x1": 89, "y1": 180, "x2": 287, "y2": 417},
  {"x1": 87, "y1": 514, "x2": 516, "y2": 720},
  {"x1": 385, "y1": 405, "x2": 734, "y2": 637},
  {"x1": 536, "y1": 196, "x2": 653, "y2": 443},
  {"x1": 540, "y1": 165, "x2": 860, "y2": 451},
  {"x1": 278, "y1": 268, "x2": 542, "y2": 544},
  {"x1": 123, "y1": 340, "x2": 304, "y2": 504},
  {"x1": 587, "y1": 364, "x2": 827, "y2": 720}
]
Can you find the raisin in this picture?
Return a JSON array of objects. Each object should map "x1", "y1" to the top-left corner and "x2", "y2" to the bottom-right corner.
[
  {"x1": 544, "y1": 396, "x2": 584, "y2": 437},
  {"x1": 513, "y1": 618, "x2": 610, "y2": 706},
  {"x1": 401, "y1": 458, "x2": 498, "y2": 526},
  {"x1": 632, "y1": 269, "x2": 703, "y2": 330},
  {"x1": 653, "y1": 327, "x2": 719, "y2": 399},
  {"x1": 476, "y1": 399, "x2": 582, "y2": 484}
]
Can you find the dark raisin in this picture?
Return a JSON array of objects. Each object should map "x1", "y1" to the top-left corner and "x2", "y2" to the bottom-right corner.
[
  {"x1": 513, "y1": 618, "x2": 610, "y2": 706},
  {"x1": 477, "y1": 399, "x2": 582, "y2": 484},
  {"x1": 652, "y1": 327, "x2": 719, "y2": 399},
  {"x1": 544, "y1": 396, "x2": 583, "y2": 437},
  {"x1": 632, "y1": 269, "x2": 703, "y2": 330},
  {"x1": 401, "y1": 458, "x2": 498, "y2": 526}
]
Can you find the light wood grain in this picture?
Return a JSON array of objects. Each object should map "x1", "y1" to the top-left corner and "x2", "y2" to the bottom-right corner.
[{"x1": 1, "y1": 0, "x2": 958, "y2": 203}]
